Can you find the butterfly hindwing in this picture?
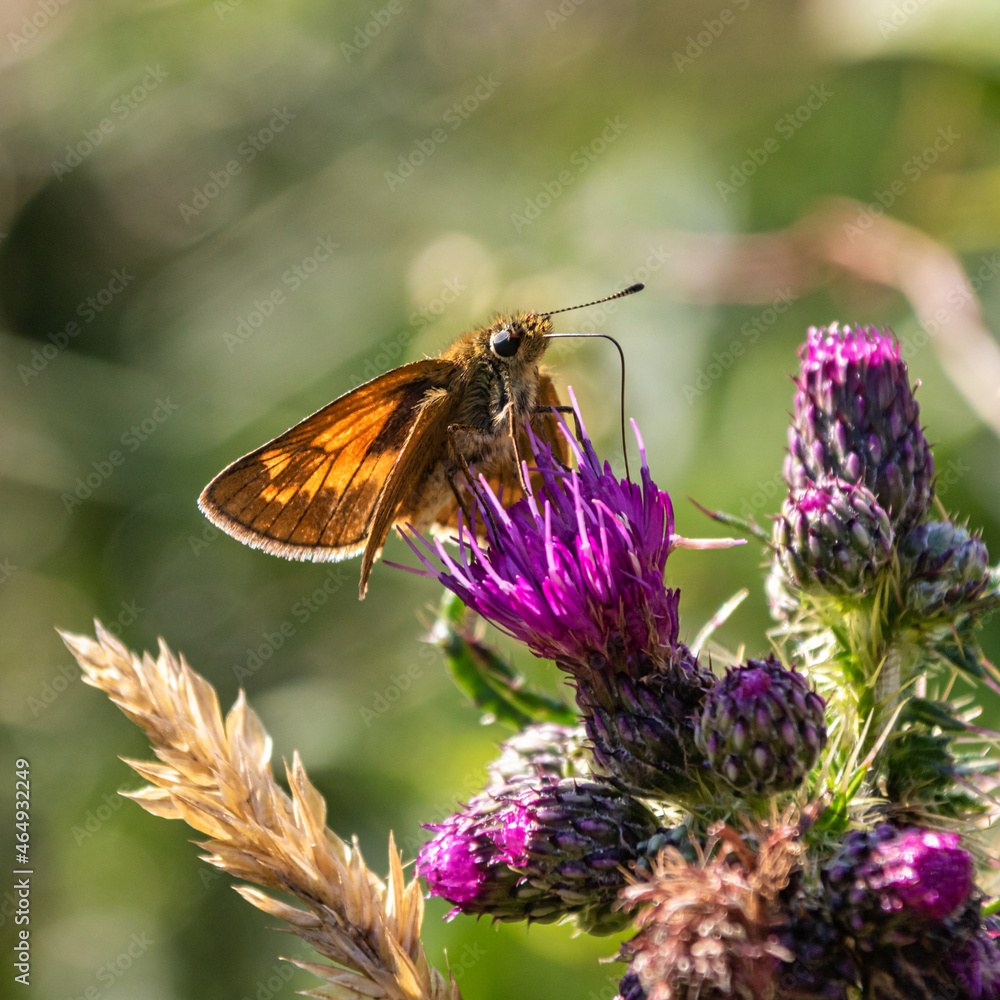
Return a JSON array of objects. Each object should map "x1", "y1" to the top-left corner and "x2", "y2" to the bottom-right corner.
[{"x1": 360, "y1": 385, "x2": 456, "y2": 594}]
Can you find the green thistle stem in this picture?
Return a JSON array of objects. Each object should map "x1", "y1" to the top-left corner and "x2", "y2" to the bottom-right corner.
[{"x1": 873, "y1": 643, "x2": 904, "y2": 740}]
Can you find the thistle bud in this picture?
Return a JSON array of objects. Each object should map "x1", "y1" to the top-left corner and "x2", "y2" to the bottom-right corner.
[
  {"x1": 944, "y1": 917, "x2": 1000, "y2": 999},
  {"x1": 823, "y1": 825, "x2": 974, "y2": 944},
  {"x1": 774, "y1": 478, "x2": 894, "y2": 595},
  {"x1": 694, "y1": 655, "x2": 827, "y2": 795},
  {"x1": 785, "y1": 324, "x2": 934, "y2": 530},
  {"x1": 486, "y1": 723, "x2": 591, "y2": 789},
  {"x1": 417, "y1": 776, "x2": 659, "y2": 933},
  {"x1": 899, "y1": 520, "x2": 992, "y2": 619},
  {"x1": 773, "y1": 893, "x2": 861, "y2": 998},
  {"x1": 577, "y1": 644, "x2": 716, "y2": 799}
]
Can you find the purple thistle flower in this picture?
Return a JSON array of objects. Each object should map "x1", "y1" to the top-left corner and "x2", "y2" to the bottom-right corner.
[
  {"x1": 403, "y1": 397, "x2": 679, "y2": 670},
  {"x1": 773, "y1": 476, "x2": 894, "y2": 596},
  {"x1": 417, "y1": 792, "x2": 534, "y2": 913},
  {"x1": 866, "y1": 828, "x2": 974, "y2": 922},
  {"x1": 403, "y1": 397, "x2": 726, "y2": 797},
  {"x1": 417, "y1": 773, "x2": 659, "y2": 931},
  {"x1": 825, "y1": 825, "x2": 974, "y2": 944},
  {"x1": 785, "y1": 324, "x2": 934, "y2": 530}
]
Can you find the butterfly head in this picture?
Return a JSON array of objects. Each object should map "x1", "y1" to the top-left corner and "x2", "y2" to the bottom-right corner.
[{"x1": 486, "y1": 311, "x2": 552, "y2": 366}]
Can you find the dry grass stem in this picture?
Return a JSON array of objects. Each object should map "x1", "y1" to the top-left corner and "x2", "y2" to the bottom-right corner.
[{"x1": 60, "y1": 621, "x2": 459, "y2": 1000}]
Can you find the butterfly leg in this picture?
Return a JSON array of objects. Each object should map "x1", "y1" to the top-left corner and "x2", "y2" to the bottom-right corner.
[
  {"x1": 444, "y1": 424, "x2": 502, "y2": 537},
  {"x1": 506, "y1": 408, "x2": 531, "y2": 494},
  {"x1": 540, "y1": 403, "x2": 582, "y2": 441}
]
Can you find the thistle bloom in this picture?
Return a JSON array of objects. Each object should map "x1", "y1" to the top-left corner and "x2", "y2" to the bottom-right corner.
[
  {"x1": 417, "y1": 775, "x2": 660, "y2": 932},
  {"x1": 404, "y1": 398, "x2": 679, "y2": 670},
  {"x1": 824, "y1": 825, "x2": 974, "y2": 940},
  {"x1": 404, "y1": 399, "x2": 719, "y2": 797},
  {"x1": 864, "y1": 828, "x2": 974, "y2": 922},
  {"x1": 785, "y1": 324, "x2": 934, "y2": 530}
]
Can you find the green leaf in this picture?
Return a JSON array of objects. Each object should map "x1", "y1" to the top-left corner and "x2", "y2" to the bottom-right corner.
[
  {"x1": 429, "y1": 591, "x2": 575, "y2": 729},
  {"x1": 812, "y1": 792, "x2": 850, "y2": 839}
]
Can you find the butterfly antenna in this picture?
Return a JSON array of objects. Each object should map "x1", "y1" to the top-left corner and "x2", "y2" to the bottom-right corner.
[
  {"x1": 542, "y1": 283, "x2": 642, "y2": 482},
  {"x1": 541, "y1": 282, "x2": 644, "y2": 318}
]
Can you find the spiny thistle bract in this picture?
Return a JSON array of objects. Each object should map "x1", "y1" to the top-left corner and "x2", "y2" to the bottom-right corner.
[
  {"x1": 694, "y1": 655, "x2": 827, "y2": 795},
  {"x1": 63, "y1": 326, "x2": 1000, "y2": 1000},
  {"x1": 773, "y1": 477, "x2": 894, "y2": 596},
  {"x1": 784, "y1": 323, "x2": 935, "y2": 530}
]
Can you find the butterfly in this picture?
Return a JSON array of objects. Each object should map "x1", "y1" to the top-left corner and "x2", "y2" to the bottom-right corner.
[{"x1": 198, "y1": 284, "x2": 642, "y2": 597}]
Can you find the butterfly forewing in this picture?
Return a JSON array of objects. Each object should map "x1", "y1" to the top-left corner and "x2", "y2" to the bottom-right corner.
[{"x1": 198, "y1": 359, "x2": 457, "y2": 560}]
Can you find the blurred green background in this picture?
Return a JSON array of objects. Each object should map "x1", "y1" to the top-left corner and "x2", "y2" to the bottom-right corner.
[{"x1": 4, "y1": 1, "x2": 1000, "y2": 998}]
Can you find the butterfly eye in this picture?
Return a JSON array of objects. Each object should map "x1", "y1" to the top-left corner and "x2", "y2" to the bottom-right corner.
[{"x1": 490, "y1": 326, "x2": 520, "y2": 358}]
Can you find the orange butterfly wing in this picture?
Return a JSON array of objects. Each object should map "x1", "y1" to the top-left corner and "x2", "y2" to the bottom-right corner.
[{"x1": 198, "y1": 359, "x2": 458, "y2": 564}]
